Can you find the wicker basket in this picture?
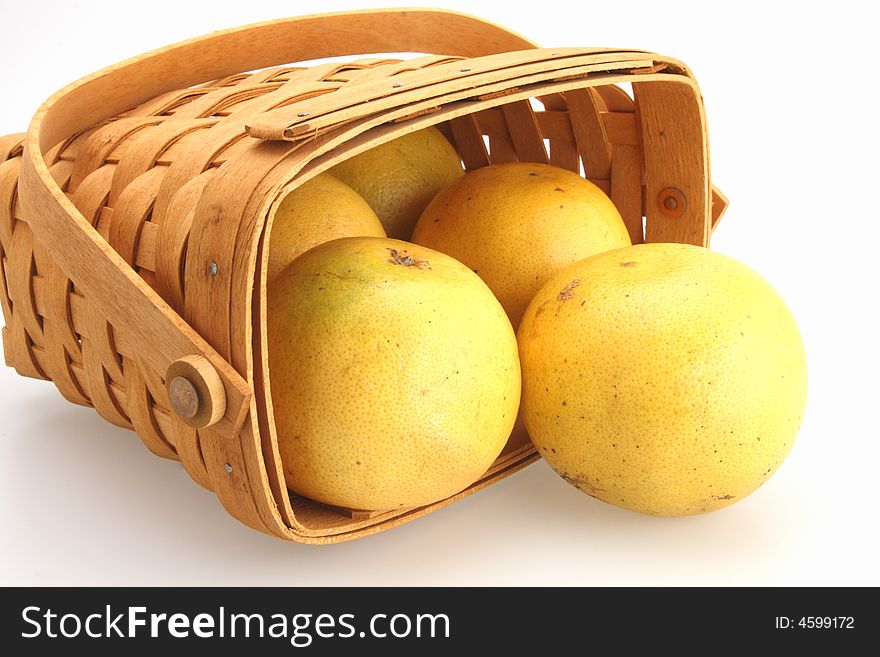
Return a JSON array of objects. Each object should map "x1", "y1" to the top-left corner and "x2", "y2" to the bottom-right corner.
[{"x1": 0, "y1": 8, "x2": 727, "y2": 543}]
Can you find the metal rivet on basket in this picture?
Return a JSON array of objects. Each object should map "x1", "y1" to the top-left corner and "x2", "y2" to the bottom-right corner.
[
  {"x1": 208, "y1": 262, "x2": 219, "y2": 276},
  {"x1": 297, "y1": 112, "x2": 309, "y2": 117},
  {"x1": 658, "y1": 187, "x2": 687, "y2": 219},
  {"x1": 224, "y1": 463, "x2": 233, "y2": 474}
]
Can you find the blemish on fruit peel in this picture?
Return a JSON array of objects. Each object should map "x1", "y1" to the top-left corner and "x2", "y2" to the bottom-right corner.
[
  {"x1": 387, "y1": 248, "x2": 430, "y2": 269},
  {"x1": 557, "y1": 279, "x2": 580, "y2": 301}
]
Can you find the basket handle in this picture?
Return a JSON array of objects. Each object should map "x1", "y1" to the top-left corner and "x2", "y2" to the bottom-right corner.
[{"x1": 18, "y1": 10, "x2": 535, "y2": 433}]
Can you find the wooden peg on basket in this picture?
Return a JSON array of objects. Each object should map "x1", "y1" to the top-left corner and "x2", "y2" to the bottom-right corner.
[{"x1": 166, "y1": 355, "x2": 227, "y2": 429}]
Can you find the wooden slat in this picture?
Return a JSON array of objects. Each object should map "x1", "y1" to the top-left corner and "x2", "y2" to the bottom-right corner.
[
  {"x1": 250, "y1": 50, "x2": 655, "y2": 140},
  {"x1": 565, "y1": 88, "x2": 612, "y2": 179},
  {"x1": 538, "y1": 94, "x2": 579, "y2": 172},
  {"x1": 32, "y1": 274, "x2": 139, "y2": 366},
  {"x1": 42, "y1": 255, "x2": 93, "y2": 405},
  {"x1": 603, "y1": 113, "x2": 639, "y2": 145},
  {"x1": 448, "y1": 114, "x2": 490, "y2": 170},
  {"x1": 634, "y1": 80, "x2": 710, "y2": 246},
  {"x1": 107, "y1": 120, "x2": 213, "y2": 205},
  {"x1": 122, "y1": 354, "x2": 177, "y2": 459},
  {"x1": 500, "y1": 100, "x2": 549, "y2": 163},
  {"x1": 484, "y1": 108, "x2": 639, "y2": 146},
  {"x1": 108, "y1": 167, "x2": 165, "y2": 266},
  {"x1": 136, "y1": 221, "x2": 158, "y2": 271},
  {"x1": 68, "y1": 117, "x2": 162, "y2": 193},
  {"x1": 711, "y1": 184, "x2": 729, "y2": 232},
  {"x1": 611, "y1": 145, "x2": 644, "y2": 244},
  {"x1": 596, "y1": 83, "x2": 635, "y2": 111},
  {"x1": 155, "y1": 171, "x2": 216, "y2": 311},
  {"x1": 488, "y1": 134, "x2": 518, "y2": 164},
  {"x1": 590, "y1": 178, "x2": 612, "y2": 195}
]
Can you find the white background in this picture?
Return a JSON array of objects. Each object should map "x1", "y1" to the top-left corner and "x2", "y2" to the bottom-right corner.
[{"x1": 1, "y1": 0, "x2": 877, "y2": 586}]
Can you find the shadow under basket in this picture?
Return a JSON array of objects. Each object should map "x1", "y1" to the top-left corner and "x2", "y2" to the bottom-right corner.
[{"x1": 0, "y1": 9, "x2": 728, "y2": 543}]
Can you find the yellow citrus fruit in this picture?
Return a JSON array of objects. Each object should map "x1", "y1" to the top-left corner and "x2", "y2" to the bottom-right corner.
[
  {"x1": 268, "y1": 236, "x2": 520, "y2": 510},
  {"x1": 412, "y1": 162, "x2": 631, "y2": 328},
  {"x1": 267, "y1": 173, "x2": 385, "y2": 284},
  {"x1": 329, "y1": 127, "x2": 464, "y2": 240},
  {"x1": 518, "y1": 243, "x2": 807, "y2": 516}
]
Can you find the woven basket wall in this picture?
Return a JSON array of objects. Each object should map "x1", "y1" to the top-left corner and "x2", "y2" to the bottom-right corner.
[{"x1": 0, "y1": 9, "x2": 726, "y2": 542}]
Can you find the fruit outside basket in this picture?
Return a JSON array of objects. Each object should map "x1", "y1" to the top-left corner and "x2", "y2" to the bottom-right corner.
[{"x1": 0, "y1": 8, "x2": 728, "y2": 543}]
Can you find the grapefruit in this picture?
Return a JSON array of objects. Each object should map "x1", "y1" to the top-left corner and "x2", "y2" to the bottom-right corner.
[
  {"x1": 518, "y1": 243, "x2": 807, "y2": 516},
  {"x1": 267, "y1": 173, "x2": 384, "y2": 283},
  {"x1": 412, "y1": 162, "x2": 631, "y2": 328},
  {"x1": 329, "y1": 127, "x2": 464, "y2": 240},
  {"x1": 268, "y1": 236, "x2": 520, "y2": 510}
]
